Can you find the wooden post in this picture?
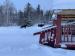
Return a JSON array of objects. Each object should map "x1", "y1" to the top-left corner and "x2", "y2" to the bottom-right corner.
[
  {"x1": 39, "y1": 32, "x2": 45, "y2": 44},
  {"x1": 67, "y1": 25, "x2": 68, "y2": 42},
  {"x1": 53, "y1": 15, "x2": 61, "y2": 47}
]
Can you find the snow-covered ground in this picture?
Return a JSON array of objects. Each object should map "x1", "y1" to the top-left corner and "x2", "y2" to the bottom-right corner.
[{"x1": 0, "y1": 26, "x2": 74, "y2": 56}]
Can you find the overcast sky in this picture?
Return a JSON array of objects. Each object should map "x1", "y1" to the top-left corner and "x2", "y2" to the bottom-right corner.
[
  {"x1": 0, "y1": 0, "x2": 75, "y2": 10},
  {"x1": 53, "y1": 0, "x2": 75, "y2": 9},
  {"x1": 0, "y1": 0, "x2": 52, "y2": 11}
]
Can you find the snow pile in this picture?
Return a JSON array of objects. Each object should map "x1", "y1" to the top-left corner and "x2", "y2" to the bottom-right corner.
[{"x1": 0, "y1": 26, "x2": 74, "y2": 56}]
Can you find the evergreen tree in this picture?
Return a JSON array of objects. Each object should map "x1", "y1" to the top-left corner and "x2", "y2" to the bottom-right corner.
[
  {"x1": 18, "y1": 10, "x2": 24, "y2": 25},
  {"x1": 44, "y1": 10, "x2": 54, "y2": 24},
  {"x1": 23, "y1": 3, "x2": 35, "y2": 26},
  {"x1": 35, "y1": 4, "x2": 42, "y2": 23},
  {"x1": 36, "y1": 4, "x2": 41, "y2": 15}
]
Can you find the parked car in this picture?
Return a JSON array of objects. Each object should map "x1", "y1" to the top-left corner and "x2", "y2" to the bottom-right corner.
[
  {"x1": 21, "y1": 25, "x2": 27, "y2": 28},
  {"x1": 38, "y1": 23, "x2": 45, "y2": 27}
]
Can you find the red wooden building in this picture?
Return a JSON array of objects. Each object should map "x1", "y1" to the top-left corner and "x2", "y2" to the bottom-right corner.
[{"x1": 34, "y1": 9, "x2": 75, "y2": 48}]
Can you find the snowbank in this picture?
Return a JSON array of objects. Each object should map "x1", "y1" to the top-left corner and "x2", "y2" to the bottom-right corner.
[{"x1": 0, "y1": 26, "x2": 74, "y2": 56}]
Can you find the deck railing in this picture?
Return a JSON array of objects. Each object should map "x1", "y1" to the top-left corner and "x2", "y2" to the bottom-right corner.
[
  {"x1": 61, "y1": 24, "x2": 75, "y2": 42},
  {"x1": 34, "y1": 26, "x2": 56, "y2": 46}
]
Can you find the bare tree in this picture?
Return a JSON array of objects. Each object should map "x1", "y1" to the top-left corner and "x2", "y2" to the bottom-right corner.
[{"x1": 3, "y1": 0, "x2": 17, "y2": 26}]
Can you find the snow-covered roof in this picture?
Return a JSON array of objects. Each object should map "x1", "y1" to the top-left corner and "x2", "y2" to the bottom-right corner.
[{"x1": 56, "y1": 9, "x2": 75, "y2": 15}]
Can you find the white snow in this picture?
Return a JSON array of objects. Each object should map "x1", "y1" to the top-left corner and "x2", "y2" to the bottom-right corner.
[
  {"x1": 42, "y1": 26, "x2": 56, "y2": 30},
  {"x1": 33, "y1": 24, "x2": 56, "y2": 33},
  {"x1": 61, "y1": 21, "x2": 75, "y2": 26},
  {"x1": 61, "y1": 44, "x2": 67, "y2": 48},
  {"x1": 0, "y1": 26, "x2": 74, "y2": 56}
]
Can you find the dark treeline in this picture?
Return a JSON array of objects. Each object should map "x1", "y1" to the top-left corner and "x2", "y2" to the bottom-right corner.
[{"x1": 0, "y1": 0, "x2": 53, "y2": 26}]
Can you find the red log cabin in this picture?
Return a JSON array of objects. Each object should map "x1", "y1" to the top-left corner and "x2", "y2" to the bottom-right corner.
[{"x1": 34, "y1": 9, "x2": 75, "y2": 48}]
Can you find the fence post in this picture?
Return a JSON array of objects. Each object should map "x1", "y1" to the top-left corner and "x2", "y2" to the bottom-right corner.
[
  {"x1": 53, "y1": 15, "x2": 61, "y2": 47},
  {"x1": 39, "y1": 32, "x2": 45, "y2": 44}
]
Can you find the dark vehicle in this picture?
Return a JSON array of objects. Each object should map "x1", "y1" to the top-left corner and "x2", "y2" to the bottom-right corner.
[
  {"x1": 21, "y1": 25, "x2": 27, "y2": 28},
  {"x1": 38, "y1": 23, "x2": 44, "y2": 27}
]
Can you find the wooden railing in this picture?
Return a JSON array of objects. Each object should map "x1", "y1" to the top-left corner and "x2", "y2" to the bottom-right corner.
[
  {"x1": 34, "y1": 26, "x2": 56, "y2": 46},
  {"x1": 61, "y1": 24, "x2": 75, "y2": 42}
]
